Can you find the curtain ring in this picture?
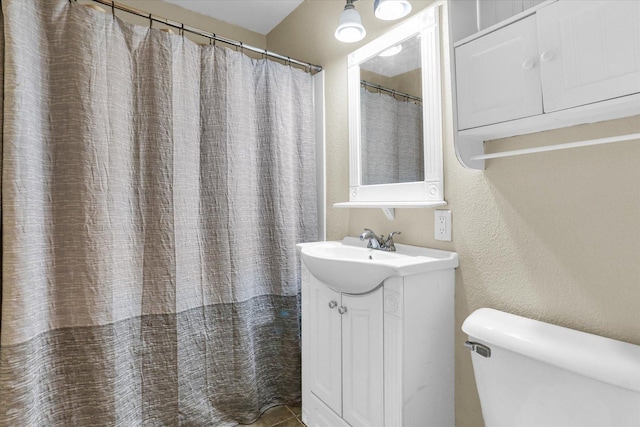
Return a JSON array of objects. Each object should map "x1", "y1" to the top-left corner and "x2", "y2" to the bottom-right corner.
[
  {"x1": 149, "y1": 13, "x2": 152, "y2": 29},
  {"x1": 263, "y1": 49, "x2": 268, "y2": 60},
  {"x1": 181, "y1": 23, "x2": 185, "y2": 38},
  {"x1": 240, "y1": 42, "x2": 244, "y2": 53}
]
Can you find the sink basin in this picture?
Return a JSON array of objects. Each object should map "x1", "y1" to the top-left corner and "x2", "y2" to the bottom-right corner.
[{"x1": 297, "y1": 237, "x2": 458, "y2": 294}]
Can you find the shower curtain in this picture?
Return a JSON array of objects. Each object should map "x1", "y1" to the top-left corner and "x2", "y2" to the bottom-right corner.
[
  {"x1": 0, "y1": 1, "x2": 317, "y2": 426},
  {"x1": 360, "y1": 87, "x2": 423, "y2": 185}
]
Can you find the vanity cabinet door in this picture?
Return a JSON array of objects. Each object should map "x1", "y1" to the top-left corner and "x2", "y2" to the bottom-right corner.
[
  {"x1": 537, "y1": 1, "x2": 640, "y2": 113},
  {"x1": 308, "y1": 279, "x2": 342, "y2": 415},
  {"x1": 455, "y1": 14, "x2": 542, "y2": 130},
  {"x1": 341, "y1": 289, "x2": 384, "y2": 427}
]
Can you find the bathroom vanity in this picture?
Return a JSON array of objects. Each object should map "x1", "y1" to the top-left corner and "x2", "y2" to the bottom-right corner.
[{"x1": 297, "y1": 238, "x2": 458, "y2": 427}]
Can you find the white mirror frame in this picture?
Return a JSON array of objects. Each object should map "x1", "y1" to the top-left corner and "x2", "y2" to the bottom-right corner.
[{"x1": 336, "y1": 5, "x2": 445, "y2": 211}]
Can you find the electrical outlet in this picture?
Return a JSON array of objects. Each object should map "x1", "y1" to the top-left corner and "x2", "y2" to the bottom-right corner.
[{"x1": 435, "y1": 210, "x2": 452, "y2": 241}]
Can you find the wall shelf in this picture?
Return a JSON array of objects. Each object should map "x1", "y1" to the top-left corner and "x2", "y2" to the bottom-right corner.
[
  {"x1": 334, "y1": 201, "x2": 447, "y2": 220},
  {"x1": 455, "y1": 93, "x2": 640, "y2": 169}
]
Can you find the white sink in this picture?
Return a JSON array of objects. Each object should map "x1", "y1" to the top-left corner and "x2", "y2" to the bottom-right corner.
[{"x1": 297, "y1": 237, "x2": 459, "y2": 294}]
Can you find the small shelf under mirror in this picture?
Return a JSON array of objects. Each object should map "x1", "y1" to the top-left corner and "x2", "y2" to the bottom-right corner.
[{"x1": 334, "y1": 201, "x2": 447, "y2": 220}]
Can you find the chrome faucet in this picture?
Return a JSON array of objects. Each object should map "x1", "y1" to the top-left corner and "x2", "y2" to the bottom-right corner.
[
  {"x1": 360, "y1": 228, "x2": 384, "y2": 249},
  {"x1": 359, "y1": 229, "x2": 401, "y2": 251}
]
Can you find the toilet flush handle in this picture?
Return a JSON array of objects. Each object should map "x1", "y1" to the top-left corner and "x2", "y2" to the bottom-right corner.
[{"x1": 464, "y1": 341, "x2": 491, "y2": 358}]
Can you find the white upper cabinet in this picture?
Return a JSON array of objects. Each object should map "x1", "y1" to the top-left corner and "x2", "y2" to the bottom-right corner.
[
  {"x1": 448, "y1": 0, "x2": 640, "y2": 169},
  {"x1": 537, "y1": 0, "x2": 640, "y2": 112},
  {"x1": 456, "y1": 14, "x2": 542, "y2": 130},
  {"x1": 477, "y1": 0, "x2": 546, "y2": 30}
]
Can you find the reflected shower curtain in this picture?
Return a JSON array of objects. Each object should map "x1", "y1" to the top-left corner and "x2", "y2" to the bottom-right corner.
[
  {"x1": 0, "y1": 1, "x2": 317, "y2": 426},
  {"x1": 360, "y1": 88, "x2": 423, "y2": 185}
]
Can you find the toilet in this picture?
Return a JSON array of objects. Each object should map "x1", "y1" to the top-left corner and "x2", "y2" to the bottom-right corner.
[{"x1": 462, "y1": 308, "x2": 640, "y2": 427}]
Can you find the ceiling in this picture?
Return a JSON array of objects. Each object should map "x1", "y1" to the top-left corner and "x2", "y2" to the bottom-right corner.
[
  {"x1": 360, "y1": 35, "x2": 421, "y2": 78},
  {"x1": 163, "y1": 0, "x2": 305, "y2": 35}
]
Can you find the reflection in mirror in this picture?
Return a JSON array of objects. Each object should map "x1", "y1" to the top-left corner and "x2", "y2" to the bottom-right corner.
[{"x1": 359, "y1": 34, "x2": 423, "y2": 185}]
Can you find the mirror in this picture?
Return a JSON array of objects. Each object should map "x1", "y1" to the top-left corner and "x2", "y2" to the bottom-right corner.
[
  {"x1": 360, "y1": 34, "x2": 423, "y2": 185},
  {"x1": 343, "y1": 5, "x2": 444, "y2": 205}
]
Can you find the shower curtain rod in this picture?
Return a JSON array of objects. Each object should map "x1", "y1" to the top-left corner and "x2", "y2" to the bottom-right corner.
[
  {"x1": 361, "y1": 80, "x2": 422, "y2": 103},
  {"x1": 79, "y1": 0, "x2": 322, "y2": 73}
]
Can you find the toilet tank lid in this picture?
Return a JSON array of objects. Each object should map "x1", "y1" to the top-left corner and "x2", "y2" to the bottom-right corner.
[{"x1": 462, "y1": 308, "x2": 640, "y2": 393}]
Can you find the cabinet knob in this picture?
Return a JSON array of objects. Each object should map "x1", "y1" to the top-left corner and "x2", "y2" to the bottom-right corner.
[
  {"x1": 328, "y1": 300, "x2": 338, "y2": 309},
  {"x1": 540, "y1": 50, "x2": 555, "y2": 63},
  {"x1": 522, "y1": 59, "x2": 536, "y2": 70},
  {"x1": 338, "y1": 306, "x2": 347, "y2": 315}
]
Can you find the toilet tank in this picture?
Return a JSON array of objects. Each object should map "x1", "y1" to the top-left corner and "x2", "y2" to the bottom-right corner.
[{"x1": 462, "y1": 308, "x2": 640, "y2": 427}]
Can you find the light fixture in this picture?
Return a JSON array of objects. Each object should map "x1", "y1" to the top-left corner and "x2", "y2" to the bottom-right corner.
[
  {"x1": 374, "y1": 0, "x2": 412, "y2": 20},
  {"x1": 335, "y1": 0, "x2": 366, "y2": 43},
  {"x1": 379, "y1": 44, "x2": 403, "y2": 57}
]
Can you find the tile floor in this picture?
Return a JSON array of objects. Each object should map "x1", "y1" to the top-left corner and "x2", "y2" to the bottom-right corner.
[{"x1": 236, "y1": 405, "x2": 306, "y2": 427}]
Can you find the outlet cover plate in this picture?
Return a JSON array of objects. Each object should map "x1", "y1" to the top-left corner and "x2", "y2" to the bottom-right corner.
[{"x1": 435, "y1": 210, "x2": 452, "y2": 241}]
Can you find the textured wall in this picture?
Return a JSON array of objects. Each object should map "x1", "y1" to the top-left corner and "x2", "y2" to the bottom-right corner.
[{"x1": 269, "y1": 1, "x2": 640, "y2": 426}]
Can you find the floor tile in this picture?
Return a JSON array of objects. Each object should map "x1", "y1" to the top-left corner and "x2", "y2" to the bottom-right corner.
[
  {"x1": 272, "y1": 417, "x2": 305, "y2": 427},
  {"x1": 286, "y1": 406, "x2": 302, "y2": 419},
  {"x1": 239, "y1": 405, "x2": 295, "y2": 427}
]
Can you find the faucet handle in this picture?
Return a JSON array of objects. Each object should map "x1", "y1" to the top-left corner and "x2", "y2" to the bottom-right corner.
[
  {"x1": 387, "y1": 231, "x2": 401, "y2": 241},
  {"x1": 382, "y1": 231, "x2": 401, "y2": 251}
]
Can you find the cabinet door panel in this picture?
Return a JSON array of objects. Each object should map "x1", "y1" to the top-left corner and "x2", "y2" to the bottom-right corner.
[
  {"x1": 341, "y1": 289, "x2": 384, "y2": 427},
  {"x1": 455, "y1": 14, "x2": 542, "y2": 130},
  {"x1": 538, "y1": 1, "x2": 640, "y2": 112},
  {"x1": 307, "y1": 392, "x2": 352, "y2": 427},
  {"x1": 308, "y1": 279, "x2": 342, "y2": 415}
]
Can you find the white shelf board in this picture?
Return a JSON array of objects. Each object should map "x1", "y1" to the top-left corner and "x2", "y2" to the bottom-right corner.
[
  {"x1": 334, "y1": 201, "x2": 447, "y2": 209},
  {"x1": 455, "y1": 93, "x2": 640, "y2": 170}
]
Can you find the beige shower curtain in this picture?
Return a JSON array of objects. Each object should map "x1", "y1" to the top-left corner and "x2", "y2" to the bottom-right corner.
[{"x1": 0, "y1": 1, "x2": 317, "y2": 425}]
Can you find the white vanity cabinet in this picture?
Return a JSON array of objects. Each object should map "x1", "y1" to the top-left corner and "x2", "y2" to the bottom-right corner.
[
  {"x1": 307, "y1": 280, "x2": 383, "y2": 427},
  {"x1": 300, "y1": 260, "x2": 456, "y2": 427}
]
